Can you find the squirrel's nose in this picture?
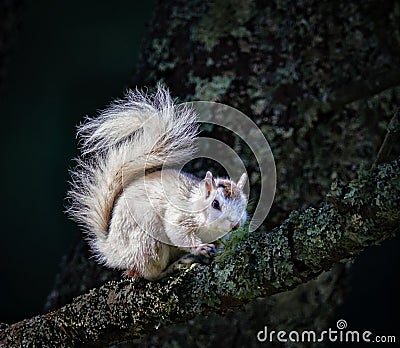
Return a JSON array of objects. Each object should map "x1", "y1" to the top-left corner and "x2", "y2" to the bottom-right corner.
[{"x1": 232, "y1": 222, "x2": 240, "y2": 231}]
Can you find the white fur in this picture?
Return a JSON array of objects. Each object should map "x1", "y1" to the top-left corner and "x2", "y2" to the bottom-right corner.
[{"x1": 67, "y1": 86, "x2": 248, "y2": 280}]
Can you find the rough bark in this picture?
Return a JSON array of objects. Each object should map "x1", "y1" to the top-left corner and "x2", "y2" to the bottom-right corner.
[
  {"x1": 1, "y1": 160, "x2": 399, "y2": 347},
  {"x1": 132, "y1": 0, "x2": 400, "y2": 227}
]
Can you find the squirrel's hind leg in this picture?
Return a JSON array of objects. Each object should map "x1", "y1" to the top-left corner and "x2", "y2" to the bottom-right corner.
[
  {"x1": 126, "y1": 269, "x2": 139, "y2": 278},
  {"x1": 151, "y1": 243, "x2": 217, "y2": 280},
  {"x1": 132, "y1": 243, "x2": 217, "y2": 281}
]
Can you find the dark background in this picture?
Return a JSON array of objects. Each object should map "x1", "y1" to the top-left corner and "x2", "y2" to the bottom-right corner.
[
  {"x1": 0, "y1": 0, "x2": 155, "y2": 323},
  {"x1": 0, "y1": 0, "x2": 398, "y2": 345}
]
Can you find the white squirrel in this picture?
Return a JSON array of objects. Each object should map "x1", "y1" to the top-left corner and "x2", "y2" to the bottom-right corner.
[{"x1": 67, "y1": 86, "x2": 248, "y2": 280}]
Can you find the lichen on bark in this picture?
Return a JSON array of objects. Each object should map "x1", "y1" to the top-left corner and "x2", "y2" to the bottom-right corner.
[{"x1": 1, "y1": 160, "x2": 398, "y2": 347}]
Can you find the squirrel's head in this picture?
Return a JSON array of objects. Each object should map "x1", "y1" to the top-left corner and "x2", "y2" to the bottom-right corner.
[{"x1": 196, "y1": 171, "x2": 248, "y2": 237}]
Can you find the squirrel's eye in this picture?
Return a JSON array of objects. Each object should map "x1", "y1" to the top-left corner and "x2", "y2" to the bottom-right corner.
[{"x1": 211, "y1": 200, "x2": 220, "y2": 210}]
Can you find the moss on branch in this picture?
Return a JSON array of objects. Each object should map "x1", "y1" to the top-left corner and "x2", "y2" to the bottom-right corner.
[{"x1": 1, "y1": 160, "x2": 399, "y2": 347}]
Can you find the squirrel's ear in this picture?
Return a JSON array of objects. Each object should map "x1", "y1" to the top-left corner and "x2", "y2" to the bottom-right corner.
[
  {"x1": 237, "y1": 172, "x2": 247, "y2": 190},
  {"x1": 203, "y1": 171, "x2": 217, "y2": 199}
]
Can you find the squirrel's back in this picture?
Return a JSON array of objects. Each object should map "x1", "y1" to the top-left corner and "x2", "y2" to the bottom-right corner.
[{"x1": 67, "y1": 86, "x2": 199, "y2": 244}]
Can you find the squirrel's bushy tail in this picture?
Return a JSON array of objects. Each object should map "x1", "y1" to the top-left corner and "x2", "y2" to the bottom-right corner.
[{"x1": 67, "y1": 86, "x2": 198, "y2": 240}]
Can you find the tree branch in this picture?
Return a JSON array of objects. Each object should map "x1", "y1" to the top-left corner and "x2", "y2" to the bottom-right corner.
[
  {"x1": 374, "y1": 109, "x2": 400, "y2": 166},
  {"x1": 1, "y1": 160, "x2": 399, "y2": 347},
  {"x1": 298, "y1": 68, "x2": 400, "y2": 116},
  {"x1": 324, "y1": 68, "x2": 400, "y2": 113}
]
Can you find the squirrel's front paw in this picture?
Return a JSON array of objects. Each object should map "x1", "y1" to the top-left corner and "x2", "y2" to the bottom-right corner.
[
  {"x1": 169, "y1": 244, "x2": 216, "y2": 273},
  {"x1": 191, "y1": 243, "x2": 217, "y2": 257}
]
